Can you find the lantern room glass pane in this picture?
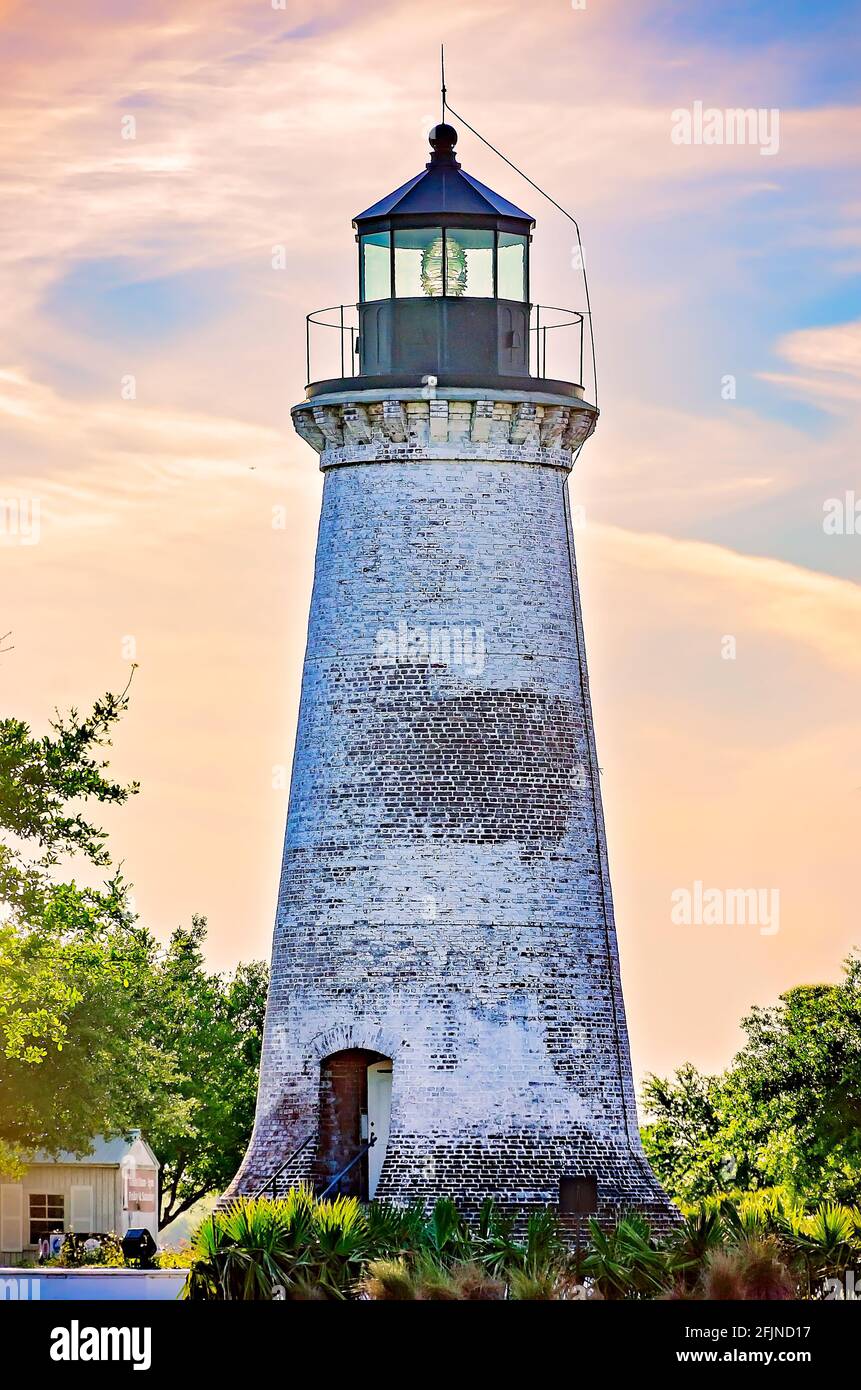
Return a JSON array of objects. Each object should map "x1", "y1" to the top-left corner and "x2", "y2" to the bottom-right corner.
[
  {"x1": 445, "y1": 228, "x2": 494, "y2": 297},
  {"x1": 394, "y1": 227, "x2": 444, "y2": 297},
  {"x1": 497, "y1": 232, "x2": 528, "y2": 301},
  {"x1": 360, "y1": 232, "x2": 391, "y2": 301}
]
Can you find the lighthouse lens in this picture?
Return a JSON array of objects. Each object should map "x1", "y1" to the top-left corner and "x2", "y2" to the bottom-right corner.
[
  {"x1": 445, "y1": 228, "x2": 494, "y2": 298},
  {"x1": 394, "y1": 227, "x2": 444, "y2": 297},
  {"x1": 393, "y1": 228, "x2": 497, "y2": 298}
]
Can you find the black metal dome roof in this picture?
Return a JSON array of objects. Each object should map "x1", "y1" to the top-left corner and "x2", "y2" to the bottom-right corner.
[{"x1": 354, "y1": 123, "x2": 534, "y2": 233}]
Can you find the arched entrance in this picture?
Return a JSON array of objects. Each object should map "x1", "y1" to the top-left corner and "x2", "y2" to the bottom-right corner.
[{"x1": 316, "y1": 1049, "x2": 393, "y2": 1200}]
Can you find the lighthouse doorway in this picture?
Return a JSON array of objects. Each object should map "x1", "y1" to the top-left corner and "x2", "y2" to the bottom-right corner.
[
  {"x1": 366, "y1": 1059, "x2": 393, "y2": 1199},
  {"x1": 316, "y1": 1049, "x2": 392, "y2": 1200}
]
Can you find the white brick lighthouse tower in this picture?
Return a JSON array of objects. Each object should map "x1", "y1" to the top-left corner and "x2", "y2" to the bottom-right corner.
[{"x1": 229, "y1": 123, "x2": 675, "y2": 1229}]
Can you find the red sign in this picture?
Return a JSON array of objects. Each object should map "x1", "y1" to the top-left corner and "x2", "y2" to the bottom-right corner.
[{"x1": 124, "y1": 1168, "x2": 157, "y2": 1214}]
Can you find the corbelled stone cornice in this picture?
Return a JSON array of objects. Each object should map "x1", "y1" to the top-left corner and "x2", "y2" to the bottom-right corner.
[{"x1": 292, "y1": 390, "x2": 598, "y2": 471}]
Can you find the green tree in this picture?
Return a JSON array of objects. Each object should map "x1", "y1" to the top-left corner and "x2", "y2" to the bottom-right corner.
[
  {"x1": 640, "y1": 1064, "x2": 724, "y2": 1203},
  {"x1": 0, "y1": 684, "x2": 267, "y2": 1225},
  {"x1": 642, "y1": 954, "x2": 861, "y2": 1209},
  {"x1": 736, "y1": 960, "x2": 861, "y2": 1205},
  {"x1": 0, "y1": 682, "x2": 151, "y2": 1170},
  {"x1": 139, "y1": 917, "x2": 268, "y2": 1228}
]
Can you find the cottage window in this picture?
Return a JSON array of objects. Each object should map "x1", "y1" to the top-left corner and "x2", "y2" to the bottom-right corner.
[{"x1": 29, "y1": 1192, "x2": 64, "y2": 1244}]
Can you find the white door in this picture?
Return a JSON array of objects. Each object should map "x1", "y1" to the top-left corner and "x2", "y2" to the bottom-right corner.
[
  {"x1": 0, "y1": 1184, "x2": 23, "y2": 1253},
  {"x1": 70, "y1": 1185, "x2": 94, "y2": 1234},
  {"x1": 366, "y1": 1060, "x2": 393, "y2": 1200}
]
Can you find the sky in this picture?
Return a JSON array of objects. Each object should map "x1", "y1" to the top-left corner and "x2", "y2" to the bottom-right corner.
[{"x1": 1, "y1": 0, "x2": 860, "y2": 1091}]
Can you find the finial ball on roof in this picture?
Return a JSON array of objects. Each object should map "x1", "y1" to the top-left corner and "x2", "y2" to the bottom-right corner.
[{"x1": 429, "y1": 123, "x2": 458, "y2": 154}]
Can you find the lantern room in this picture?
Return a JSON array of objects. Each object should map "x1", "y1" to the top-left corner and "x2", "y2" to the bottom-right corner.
[
  {"x1": 304, "y1": 123, "x2": 592, "y2": 403},
  {"x1": 352, "y1": 122, "x2": 533, "y2": 385}
]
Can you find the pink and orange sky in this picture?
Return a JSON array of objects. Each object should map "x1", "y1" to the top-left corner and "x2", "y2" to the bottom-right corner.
[{"x1": 2, "y1": 0, "x2": 859, "y2": 1089}]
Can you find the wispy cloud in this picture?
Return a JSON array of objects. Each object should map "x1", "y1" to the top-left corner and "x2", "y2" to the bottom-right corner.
[{"x1": 759, "y1": 319, "x2": 861, "y2": 408}]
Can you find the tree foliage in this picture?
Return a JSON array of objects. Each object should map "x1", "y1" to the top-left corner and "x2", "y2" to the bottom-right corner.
[
  {"x1": 138, "y1": 918, "x2": 268, "y2": 1227},
  {"x1": 642, "y1": 955, "x2": 861, "y2": 1208},
  {"x1": 0, "y1": 684, "x2": 267, "y2": 1225}
]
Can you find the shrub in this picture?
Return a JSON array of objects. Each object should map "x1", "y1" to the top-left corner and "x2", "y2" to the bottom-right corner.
[
  {"x1": 184, "y1": 1189, "x2": 369, "y2": 1300},
  {"x1": 154, "y1": 1245, "x2": 192, "y2": 1269},
  {"x1": 699, "y1": 1238, "x2": 797, "y2": 1301},
  {"x1": 53, "y1": 1233, "x2": 125, "y2": 1268},
  {"x1": 507, "y1": 1266, "x2": 572, "y2": 1301},
  {"x1": 360, "y1": 1256, "x2": 505, "y2": 1301},
  {"x1": 361, "y1": 1257, "x2": 416, "y2": 1301}
]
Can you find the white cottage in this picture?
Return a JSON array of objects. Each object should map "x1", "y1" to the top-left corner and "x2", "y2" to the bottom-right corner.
[{"x1": 0, "y1": 1130, "x2": 159, "y2": 1264}]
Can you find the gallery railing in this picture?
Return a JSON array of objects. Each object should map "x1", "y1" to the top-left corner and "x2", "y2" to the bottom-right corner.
[{"x1": 305, "y1": 302, "x2": 593, "y2": 398}]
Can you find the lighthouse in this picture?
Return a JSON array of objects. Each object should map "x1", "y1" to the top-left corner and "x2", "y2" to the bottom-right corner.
[{"x1": 229, "y1": 122, "x2": 675, "y2": 1229}]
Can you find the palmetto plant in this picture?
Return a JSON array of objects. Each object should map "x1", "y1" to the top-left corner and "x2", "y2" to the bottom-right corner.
[
  {"x1": 370, "y1": 1195, "x2": 475, "y2": 1263},
  {"x1": 523, "y1": 1208, "x2": 568, "y2": 1271},
  {"x1": 364, "y1": 1199, "x2": 427, "y2": 1254},
  {"x1": 718, "y1": 1196, "x2": 771, "y2": 1246},
  {"x1": 665, "y1": 1208, "x2": 726, "y2": 1293},
  {"x1": 185, "y1": 1189, "x2": 861, "y2": 1300},
  {"x1": 184, "y1": 1190, "x2": 368, "y2": 1300},
  {"x1": 777, "y1": 1202, "x2": 858, "y2": 1295},
  {"x1": 471, "y1": 1198, "x2": 568, "y2": 1280},
  {"x1": 582, "y1": 1212, "x2": 669, "y2": 1300},
  {"x1": 312, "y1": 1193, "x2": 373, "y2": 1297},
  {"x1": 184, "y1": 1197, "x2": 309, "y2": 1300},
  {"x1": 420, "y1": 1197, "x2": 472, "y2": 1262},
  {"x1": 473, "y1": 1197, "x2": 522, "y2": 1274}
]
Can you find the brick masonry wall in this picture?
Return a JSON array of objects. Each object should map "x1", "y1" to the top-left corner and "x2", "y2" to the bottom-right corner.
[{"x1": 227, "y1": 392, "x2": 677, "y2": 1230}]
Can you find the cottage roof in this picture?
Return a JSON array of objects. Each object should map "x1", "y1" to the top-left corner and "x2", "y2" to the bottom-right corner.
[{"x1": 31, "y1": 1131, "x2": 159, "y2": 1169}]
